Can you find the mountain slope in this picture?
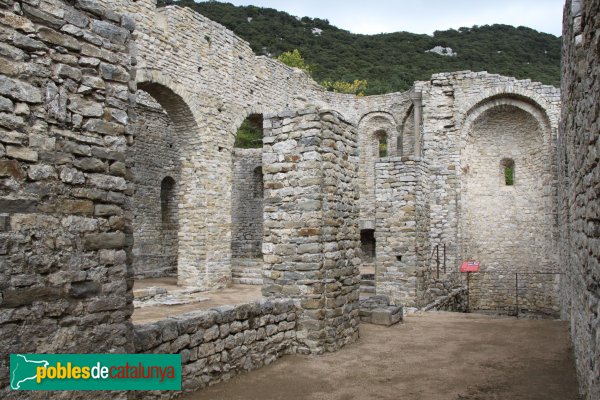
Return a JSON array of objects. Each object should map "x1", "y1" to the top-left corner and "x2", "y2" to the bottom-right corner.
[{"x1": 159, "y1": 0, "x2": 561, "y2": 94}]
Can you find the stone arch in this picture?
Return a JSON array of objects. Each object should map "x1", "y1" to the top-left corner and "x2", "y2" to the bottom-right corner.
[
  {"x1": 230, "y1": 111, "x2": 266, "y2": 285},
  {"x1": 132, "y1": 73, "x2": 208, "y2": 287},
  {"x1": 458, "y1": 95, "x2": 558, "y2": 313},
  {"x1": 457, "y1": 88, "x2": 557, "y2": 133}
]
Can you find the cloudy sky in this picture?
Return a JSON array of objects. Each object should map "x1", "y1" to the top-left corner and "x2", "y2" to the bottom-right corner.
[{"x1": 208, "y1": 0, "x2": 565, "y2": 36}]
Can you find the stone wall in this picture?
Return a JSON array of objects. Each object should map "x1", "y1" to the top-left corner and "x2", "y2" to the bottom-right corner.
[
  {"x1": 231, "y1": 148, "x2": 263, "y2": 259},
  {"x1": 133, "y1": 298, "x2": 297, "y2": 397},
  {"x1": 418, "y1": 72, "x2": 561, "y2": 312},
  {"x1": 0, "y1": 0, "x2": 135, "y2": 396},
  {"x1": 261, "y1": 108, "x2": 361, "y2": 354},
  {"x1": 460, "y1": 103, "x2": 559, "y2": 313},
  {"x1": 559, "y1": 0, "x2": 600, "y2": 398},
  {"x1": 131, "y1": 91, "x2": 180, "y2": 279}
]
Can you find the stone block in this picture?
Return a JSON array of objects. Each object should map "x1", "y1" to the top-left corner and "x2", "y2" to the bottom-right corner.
[{"x1": 84, "y1": 232, "x2": 126, "y2": 250}]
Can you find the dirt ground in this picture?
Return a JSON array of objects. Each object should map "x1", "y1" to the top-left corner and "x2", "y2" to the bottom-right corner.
[{"x1": 185, "y1": 311, "x2": 579, "y2": 400}]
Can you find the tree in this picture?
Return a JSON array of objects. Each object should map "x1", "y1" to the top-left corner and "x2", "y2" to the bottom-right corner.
[
  {"x1": 321, "y1": 79, "x2": 368, "y2": 96},
  {"x1": 276, "y1": 49, "x2": 312, "y2": 75}
]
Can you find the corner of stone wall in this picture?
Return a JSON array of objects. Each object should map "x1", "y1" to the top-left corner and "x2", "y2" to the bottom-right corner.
[
  {"x1": 0, "y1": 0, "x2": 136, "y2": 394},
  {"x1": 261, "y1": 107, "x2": 361, "y2": 354},
  {"x1": 559, "y1": 1, "x2": 600, "y2": 398}
]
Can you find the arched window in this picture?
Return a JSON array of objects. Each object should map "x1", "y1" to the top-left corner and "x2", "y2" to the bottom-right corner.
[
  {"x1": 500, "y1": 158, "x2": 515, "y2": 186},
  {"x1": 235, "y1": 114, "x2": 263, "y2": 148},
  {"x1": 160, "y1": 176, "x2": 176, "y2": 224},
  {"x1": 253, "y1": 166, "x2": 263, "y2": 199},
  {"x1": 377, "y1": 131, "x2": 388, "y2": 158}
]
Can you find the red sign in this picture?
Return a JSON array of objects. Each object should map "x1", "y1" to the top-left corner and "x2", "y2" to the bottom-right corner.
[{"x1": 460, "y1": 260, "x2": 480, "y2": 273}]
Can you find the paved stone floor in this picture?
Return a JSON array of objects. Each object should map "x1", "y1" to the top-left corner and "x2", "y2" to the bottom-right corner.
[{"x1": 185, "y1": 311, "x2": 579, "y2": 400}]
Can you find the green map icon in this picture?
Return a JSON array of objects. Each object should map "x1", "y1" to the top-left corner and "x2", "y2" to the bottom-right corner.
[{"x1": 10, "y1": 354, "x2": 49, "y2": 390}]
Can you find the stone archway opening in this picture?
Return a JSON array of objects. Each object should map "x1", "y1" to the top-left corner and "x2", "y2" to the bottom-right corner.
[
  {"x1": 131, "y1": 82, "x2": 201, "y2": 291},
  {"x1": 231, "y1": 113, "x2": 265, "y2": 285},
  {"x1": 459, "y1": 102, "x2": 558, "y2": 315}
]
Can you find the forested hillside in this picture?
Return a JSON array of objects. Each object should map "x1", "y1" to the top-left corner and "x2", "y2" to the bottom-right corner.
[{"x1": 158, "y1": 0, "x2": 561, "y2": 95}]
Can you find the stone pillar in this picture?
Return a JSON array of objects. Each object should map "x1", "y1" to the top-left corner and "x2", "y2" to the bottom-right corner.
[
  {"x1": 261, "y1": 108, "x2": 361, "y2": 354},
  {"x1": 409, "y1": 90, "x2": 423, "y2": 157},
  {"x1": 375, "y1": 157, "x2": 430, "y2": 307}
]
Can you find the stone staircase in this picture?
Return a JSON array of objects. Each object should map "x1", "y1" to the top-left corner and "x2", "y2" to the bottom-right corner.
[
  {"x1": 232, "y1": 258, "x2": 264, "y2": 285},
  {"x1": 360, "y1": 263, "x2": 376, "y2": 296},
  {"x1": 361, "y1": 273, "x2": 376, "y2": 295}
]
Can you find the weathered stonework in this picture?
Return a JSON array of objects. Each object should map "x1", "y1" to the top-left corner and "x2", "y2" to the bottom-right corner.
[
  {"x1": 2, "y1": 0, "x2": 592, "y2": 397},
  {"x1": 133, "y1": 298, "x2": 297, "y2": 397},
  {"x1": 559, "y1": 1, "x2": 600, "y2": 398},
  {"x1": 261, "y1": 108, "x2": 361, "y2": 354},
  {"x1": 132, "y1": 92, "x2": 179, "y2": 279},
  {"x1": 0, "y1": 0, "x2": 135, "y2": 397},
  {"x1": 231, "y1": 148, "x2": 263, "y2": 259}
]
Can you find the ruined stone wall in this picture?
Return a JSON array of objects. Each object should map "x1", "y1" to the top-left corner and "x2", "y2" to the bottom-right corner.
[
  {"x1": 0, "y1": 0, "x2": 135, "y2": 395},
  {"x1": 231, "y1": 148, "x2": 262, "y2": 259},
  {"x1": 133, "y1": 298, "x2": 297, "y2": 397},
  {"x1": 418, "y1": 72, "x2": 561, "y2": 312},
  {"x1": 98, "y1": 0, "x2": 408, "y2": 289},
  {"x1": 131, "y1": 92, "x2": 180, "y2": 279},
  {"x1": 261, "y1": 108, "x2": 360, "y2": 354},
  {"x1": 559, "y1": 0, "x2": 600, "y2": 398},
  {"x1": 461, "y1": 104, "x2": 559, "y2": 314}
]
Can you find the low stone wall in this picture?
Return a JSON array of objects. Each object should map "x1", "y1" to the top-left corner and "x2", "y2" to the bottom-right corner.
[{"x1": 133, "y1": 299, "x2": 297, "y2": 396}]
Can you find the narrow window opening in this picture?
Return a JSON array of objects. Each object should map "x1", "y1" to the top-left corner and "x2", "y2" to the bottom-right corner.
[
  {"x1": 160, "y1": 176, "x2": 176, "y2": 225},
  {"x1": 377, "y1": 132, "x2": 388, "y2": 158},
  {"x1": 501, "y1": 158, "x2": 515, "y2": 186},
  {"x1": 360, "y1": 229, "x2": 376, "y2": 262}
]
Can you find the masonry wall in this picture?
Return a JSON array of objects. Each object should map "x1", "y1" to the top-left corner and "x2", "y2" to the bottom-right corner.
[
  {"x1": 261, "y1": 108, "x2": 361, "y2": 354},
  {"x1": 419, "y1": 72, "x2": 561, "y2": 312},
  {"x1": 0, "y1": 0, "x2": 135, "y2": 396},
  {"x1": 131, "y1": 92, "x2": 180, "y2": 279},
  {"x1": 133, "y1": 298, "x2": 297, "y2": 398},
  {"x1": 231, "y1": 148, "x2": 263, "y2": 259},
  {"x1": 559, "y1": 0, "x2": 600, "y2": 398},
  {"x1": 461, "y1": 104, "x2": 559, "y2": 315}
]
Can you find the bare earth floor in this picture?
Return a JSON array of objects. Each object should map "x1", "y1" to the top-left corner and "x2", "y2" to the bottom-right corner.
[{"x1": 185, "y1": 311, "x2": 579, "y2": 400}]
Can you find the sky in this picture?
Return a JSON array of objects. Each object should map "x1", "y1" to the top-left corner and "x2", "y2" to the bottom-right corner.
[{"x1": 207, "y1": 0, "x2": 565, "y2": 36}]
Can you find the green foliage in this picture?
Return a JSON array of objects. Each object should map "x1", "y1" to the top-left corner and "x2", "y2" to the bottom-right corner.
[
  {"x1": 277, "y1": 49, "x2": 312, "y2": 75},
  {"x1": 504, "y1": 165, "x2": 514, "y2": 185},
  {"x1": 378, "y1": 134, "x2": 388, "y2": 157},
  {"x1": 234, "y1": 119, "x2": 262, "y2": 148},
  {"x1": 159, "y1": 1, "x2": 561, "y2": 95},
  {"x1": 321, "y1": 79, "x2": 368, "y2": 96}
]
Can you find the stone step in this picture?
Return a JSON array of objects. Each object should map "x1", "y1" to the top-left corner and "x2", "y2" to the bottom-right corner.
[
  {"x1": 232, "y1": 278, "x2": 263, "y2": 285},
  {"x1": 361, "y1": 285, "x2": 376, "y2": 293}
]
